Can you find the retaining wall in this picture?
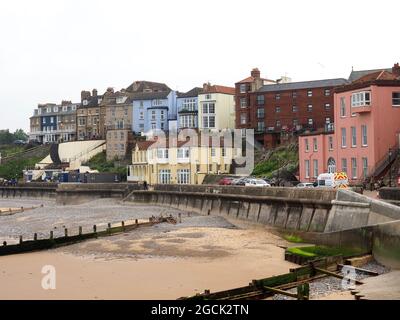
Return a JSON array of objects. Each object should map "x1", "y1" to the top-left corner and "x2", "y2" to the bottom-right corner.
[
  {"x1": 325, "y1": 189, "x2": 400, "y2": 232},
  {"x1": 127, "y1": 189, "x2": 334, "y2": 233},
  {"x1": 0, "y1": 185, "x2": 56, "y2": 199}
]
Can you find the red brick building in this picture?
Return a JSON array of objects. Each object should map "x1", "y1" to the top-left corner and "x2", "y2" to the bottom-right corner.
[{"x1": 235, "y1": 69, "x2": 347, "y2": 148}]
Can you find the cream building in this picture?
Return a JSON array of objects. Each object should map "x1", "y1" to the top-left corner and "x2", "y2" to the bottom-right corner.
[
  {"x1": 128, "y1": 137, "x2": 239, "y2": 185},
  {"x1": 198, "y1": 83, "x2": 236, "y2": 131}
]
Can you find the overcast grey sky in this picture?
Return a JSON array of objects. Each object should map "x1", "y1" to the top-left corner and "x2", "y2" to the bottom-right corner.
[{"x1": 0, "y1": 0, "x2": 399, "y2": 132}]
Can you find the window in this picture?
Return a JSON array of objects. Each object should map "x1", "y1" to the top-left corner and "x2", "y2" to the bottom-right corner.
[
  {"x1": 240, "y1": 84, "x2": 247, "y2": 93},
  {"x1": 292, "y1": 106, "x2": 298, "y2": 112},
  {"x1": 54, "y1": 106, "x2": 58, "y2": 112},
  {"x1": 313, "y1": 160, "x2": 318, "y2": 178},
  {"x1": 240, "y1": 114, "x2": 247, "y2": 125},
  {"x1": 257, "y1": 108, "x2": 264, "y2": 119},
  {"x1": 177, "y1": 169, "x2": 190, "y2": 184},
  {"x1": 50, "y1": 117, "x2": 54, "y2": 124},
  {"x1": 205, "y1": 94, "x2": 212, "y2": 100},
  {"x1": 351, "y1": 91, "x2": 371, "y2": 107},
  {"x1": 120, "y1": 132, "x2": 125, "y2": 140},
  {"x1": 351, "y1": 158, "x2": 357, "y2": 179},
  {"x1": 308, "y1": 118, "x2": 314, "y2": 126},
  {"x1": 139, "y1": 111, "x2": 144, "y2": 120},
  {"x1": 151, "y1": 110, "x2": 156, "y2": 120},
  {"x1": 240, "y1": 98, "x2": 247, "y2": 108},
  {"x1": 340, "y1": 97, "x2": 346, "y2": 117},
  {"x1": 211, "y1": 148, "x2": 216, "y2": 157},
  {"x1": 293, "y1": 119, "x2": 299, "y2": 126},
  {"x1": 292, "y1": 91, "x2": 297, "y2": 98},
  {"x1": 351, "y1": 127, "x2": 357, "y2": 147},
  {"x1": 325, "y1": 117, "x2": 331, "y2": 124},
  {"x1": 324, "y1": 89, "x2": 331, "y2": 96},
  {"x1": 203, "y1": 103, "x2": 215, "y2": 114},
  {"x1": 313, "y1": 138, "x2": 318, "y2": 152},
  {"x1": 275, "y1": 106, "x2": 281, "y2": 113},
  {"x1": 257, "y1": 121, "x2": 265, "y2": 132},
  {"x1": 307, "y1": 104, "x2": 313, "y2": 112},
  {"x1": 305, "y1": 139, "x2": 309, "y2": 152},
  {"x1": 329, "y1": 136, "x2": 334, "y2": 150},
  {"x1": 342, "y1": 158, "x2": 348, "y2": 174},
  {"x1": 393, "y1": 92, "x2": 400, "y2": 106},
  {"x1": 275, "y1": 93, "x2": 281, "y2": 100},
  {"x1": 362, "y1": 157, "x2": 368, "y2": 178},
  {"x1": 222, "y1": 148, "x2": 226, "y2": 157},
  {"x1": 341, "y1": 128, "x2": 347, "y2": 148},
  {"x1": 307, "y1": 90, "x2": 313, "y2": 97},
  {"x1": 139, "y1": 123, "x2": 144, "y2": 131},
  {"x1": 160, "y1": 110, "x2": 165, "y2": 120},
  {"x1": 257, "y1": 95, "x2": 265, "y2": 106},
  {"x1": 305, "y1": 160, "x2": 310, "y2": 178},
  {"x1": 361, "y1": 125, "x2": 368, "y2": 146},
  {"x1": 157, "y1": 149, "x2": 169, "y2": 159},
  {"x1": 276, "y1": 120, "x2": 281, "y2": 127},
  {"x1": 159, "y1": 169, "x2": 171, "y2": 184},
  {"x1": 324, "y1": 103, "x2": 331, "y2": 111},
  {"x1": 177, "y1": 148, "x2": 190, "y2": 159}
]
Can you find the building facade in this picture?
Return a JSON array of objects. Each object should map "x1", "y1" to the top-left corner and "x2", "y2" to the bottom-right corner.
[
  {"x1": 177, "y1": 87, "x2": 203, "y2": 129},
  {"x1": 132, "y1": 90, "x2": 177, "y2": 134},
  {"x1": 127, "y1": 138, "x2": 237, "y2": 185},
  {"x1": 198, "y1": 83, "x2": 236, "y2": 131},
  {"x1": 29, "y1": 101, "x2": 78, "y2": 143},
  {"x1": 77, "y1": 89, "x2": 105, "y2": 141},
  {"x1": 298, "y1": 64, "x2": 400, "y2": 184},
  {"x1": 235, "y1": 68, "x2": 347, "y2": 148}
]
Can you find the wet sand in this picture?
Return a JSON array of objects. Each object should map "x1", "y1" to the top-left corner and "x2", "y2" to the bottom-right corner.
[{"x1": 0, "y1": 227, "x2": 295, "y2": 300}]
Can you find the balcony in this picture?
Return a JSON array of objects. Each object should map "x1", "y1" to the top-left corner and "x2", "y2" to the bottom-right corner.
[
  {"x1": 178, "y1": 108, "x2": 198, "y2": 114},
  {"x1": 351, "y1": 104, "x2": 371, "y2": 113}
]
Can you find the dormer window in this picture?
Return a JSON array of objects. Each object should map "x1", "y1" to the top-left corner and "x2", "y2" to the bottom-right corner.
[
  {"x1": 83, "y1": 100, "x2": 88, "y2": 106},
  {"x1": 240, "y1": 84, "x2": 247, "y2": 93},
  {"x1": 351, "y1": 91, "x2": 371, "y2": 107},
  {"x1": 116, "y1": 96, "x2": 127, "y2": 104},
  {"x1": 53, "y1": 106, "x2": 58, "y2": 112}
]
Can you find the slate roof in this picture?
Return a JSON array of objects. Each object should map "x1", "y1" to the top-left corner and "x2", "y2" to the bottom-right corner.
[
  {"x1": 257, "y1": 78, "x2": 348, "y2": 93},
  {"x1": 125, "y1": 80, "x2": 171, "y2": 93},
  {"x1": 202, "y1": 85, "x2": 235, "y2": 95},
  {"x1": 177, "y1": 87, "x2": 203, "y2": 98},
  {"x1": 131, "y1": 90, "x2": 171, "y2": 101},
  {"x1": 348, "y1": 68, "x2": 391, "y2": 82}
]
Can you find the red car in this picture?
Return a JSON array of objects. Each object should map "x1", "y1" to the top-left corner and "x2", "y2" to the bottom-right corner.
[{"x1": 218, "y1": 177, "x2": 233, "y2": 185}]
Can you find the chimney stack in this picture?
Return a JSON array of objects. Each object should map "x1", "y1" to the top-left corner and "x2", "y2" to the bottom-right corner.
[
  {"x1": 203, "y1": 82, "x2": 211, "y2": 92},
  {"x1": 92, "y1": 89, "x2": 98, "y2": 97},
  {"x1": 81, "y1": 90, "x2": 91, "y2": 102},
  {"x1": 392, "y1": 63, "x2": 400, "y2": 77},
  {"x1": 251, "y1": 68, "x2": 261, "y2": 79}
]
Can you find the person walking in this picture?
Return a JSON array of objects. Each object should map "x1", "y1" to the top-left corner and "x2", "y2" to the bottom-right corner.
[{"x1": 143, "y1": 180, "x2": 148, "y2": 190}]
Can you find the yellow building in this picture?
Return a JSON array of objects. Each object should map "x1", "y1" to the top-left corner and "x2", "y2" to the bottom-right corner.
[
  {"x1": 127, "y1": 137, "x2": 239, "y2": 185},
  {"x1": 198, "y1": 83, "x2": 236, "y2": 131}
]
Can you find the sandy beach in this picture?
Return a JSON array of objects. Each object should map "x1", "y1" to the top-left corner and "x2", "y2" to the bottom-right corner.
[{"x1": 0, "y1": 198, "x2": 296, "y2": 300}]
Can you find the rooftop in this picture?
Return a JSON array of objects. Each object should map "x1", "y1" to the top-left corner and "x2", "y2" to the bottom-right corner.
[{"x1": 257, "y1": 78, "x2": 348, "y2": 93}]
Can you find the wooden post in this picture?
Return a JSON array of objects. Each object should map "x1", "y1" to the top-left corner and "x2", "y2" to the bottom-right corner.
[
  {"x1": 50, "y1": 231, "x2": 54, "y2": 240},
  {"x1": 179, "y1": 213, "x2": 182, "y2": 223},
  {"x1": 79, "y1": 226, "x2": 82, "y2": 236},
  {"x1": 93, "y1": 225, "x2": 97, "y2": 233},
  {"x1": 21, "y1": 207, "x2": 24, "y2": 212},
  {"x1": 122, "y1": 221, "x2": 125, "y2": 231},
  {"x1": 34, "y1": 233, "x2": 38, "y2": 241},
  {"x1": 19, "y1": 236, "x2": 23, "y2": 244},
  {"x1": 135, "y1": 219, "x2": 138, "y2": 225},
  {"x1": 64, "y1": 228, "x2": 68, "y2": 237},
  {"x1": 297, "y1": 283, "x2": 310, "y2": 300},
  {"x1": 108, "y1": 223, "x2": 112, "y2": 234}
]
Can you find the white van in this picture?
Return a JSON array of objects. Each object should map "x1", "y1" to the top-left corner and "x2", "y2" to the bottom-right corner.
[{"x1": 317, "y1": 172, "x2": 349, "y2": 189}]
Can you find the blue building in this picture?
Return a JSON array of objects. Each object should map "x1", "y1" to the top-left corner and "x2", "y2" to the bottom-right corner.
[
  {"x1": 132, "y1": 90, "x2": 177, "y2": 134},
  {"x1": 176, "y1": 87, "x2": 202, "y2": 129}
]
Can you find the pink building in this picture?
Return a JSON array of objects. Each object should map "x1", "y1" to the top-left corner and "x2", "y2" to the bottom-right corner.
[{"x1": 299, "y1": 64, "x2": 400, "y2": 185}]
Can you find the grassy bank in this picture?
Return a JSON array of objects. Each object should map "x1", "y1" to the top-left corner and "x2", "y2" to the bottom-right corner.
[{"x1": 83, "y1": 151, "x2": 127, "y2": 180}]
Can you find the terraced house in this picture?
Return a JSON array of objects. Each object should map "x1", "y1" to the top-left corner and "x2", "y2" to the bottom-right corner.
[
  {"x1": 132, "y1": 89, "x2": 178, "y2": 134},
  {"x1": 29, "y1": 101, "x2": 78, "y2": 143},
  {"x1": 77, "y1": 89, "x2": 105, "y2": 141},
  {"x1": 177, "y1": 87, "x2": 203, "y2": 129},
  {"x1": 235, "y1": 68, "x2": 347, "y2": 148},
  {"x1": 198, "y1": 83, "x2": 236, "y2": 131},
  {"x1": 127, "y1": 137, "x2": 237, "y2": 184},
  {"x1": 298, "y1": 63, "x2": 400, "y2": 184}
]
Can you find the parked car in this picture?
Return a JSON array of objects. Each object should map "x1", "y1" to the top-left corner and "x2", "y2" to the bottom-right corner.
[
  {"x1": 218, "y1": 177, "x2": 233, "y2": 185},
  {"x1": 13, "y1": 140, "x2": 27, "y2": 145},
  {"x1": 245, "y1": 179, "x2": 271, "y2": 187},
  {"x1": 232, "y1": 177, "x2": 250, "y2": 186},
  {"x1": 296, "y1": 182, "x2": 315, "y2": 188}
]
